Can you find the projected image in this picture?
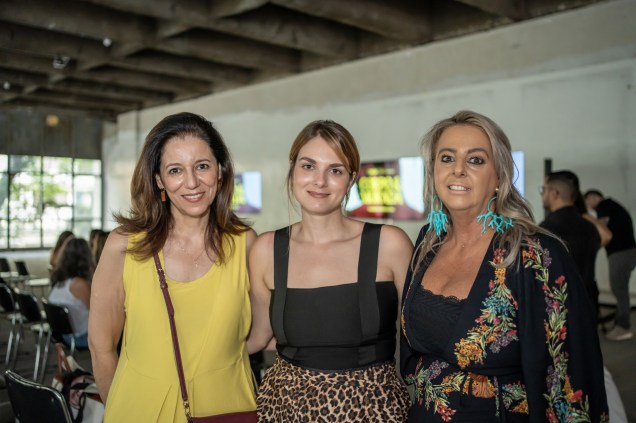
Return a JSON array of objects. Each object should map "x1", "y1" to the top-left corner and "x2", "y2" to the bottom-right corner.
[
  {"x1": 346, "y1": 157, "x2": 424, "y2": 220},
  {"x1": 233, "y1": 171, "x2": 262, "y2": 214}
]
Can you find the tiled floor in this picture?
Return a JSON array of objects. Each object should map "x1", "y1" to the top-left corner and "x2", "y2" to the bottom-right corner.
[{"x1": 0, "y1": 310, "x2": 634, "y2": 422}]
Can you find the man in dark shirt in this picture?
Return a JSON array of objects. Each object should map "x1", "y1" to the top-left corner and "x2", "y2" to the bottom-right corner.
[
  {"x1": 540, "y1": 171, "x2": 601, "y2": 317},
  {"x1": 585, "y1": 189, "x2": 636, "y2": 341}
]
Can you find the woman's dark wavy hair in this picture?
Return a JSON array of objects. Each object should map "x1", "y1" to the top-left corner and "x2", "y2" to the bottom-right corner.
[
  {"x1": 49, "y1": 230, "x2": 74, "y2": 268},
  {"x1": 114, "y1": 112, "x2": 249, "y2": 263},
  {"x1": 50, "y1": 238, "x2": 95, "y2": 286}
]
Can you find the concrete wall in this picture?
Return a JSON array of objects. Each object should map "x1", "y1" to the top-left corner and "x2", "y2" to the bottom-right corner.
[{"x1": 103, "y1": 0, "x2": 636, "y2": 297}]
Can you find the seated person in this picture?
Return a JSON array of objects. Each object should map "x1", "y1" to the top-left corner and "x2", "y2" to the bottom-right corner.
[
  {"x1": 49, "y1": 238, "x2": 94, "y2": 348},
  {"x1": 48, "y1": 230, "x2": 74, "y2": 273}
]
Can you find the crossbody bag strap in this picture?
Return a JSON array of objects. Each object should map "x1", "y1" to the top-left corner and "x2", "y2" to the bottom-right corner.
[{"x1": 152, "y1": 253, "x2": 194, "y2": 422}]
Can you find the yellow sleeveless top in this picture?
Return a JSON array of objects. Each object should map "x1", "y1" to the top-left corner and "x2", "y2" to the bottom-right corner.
[{"x1": 105, "y1": 232, "x2": 256, "y2": 422}]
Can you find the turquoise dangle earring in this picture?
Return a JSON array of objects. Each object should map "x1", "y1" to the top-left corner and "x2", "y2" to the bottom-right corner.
[
  {"x1": 427, "y1": 195, "x2": 449, "y2": 236},
  {"x1": 477, "y1": 193, "x2": 513, "y2": 234}
]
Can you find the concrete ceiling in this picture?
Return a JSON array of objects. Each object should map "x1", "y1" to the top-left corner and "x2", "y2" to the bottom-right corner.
[{"x1": 0, "y1": 0, "x2": 604, "y2": 121}]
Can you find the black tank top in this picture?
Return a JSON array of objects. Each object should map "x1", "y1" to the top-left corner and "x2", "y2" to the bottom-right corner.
[{"x1": 270, "y1": 223, "x2": 398, "y2": 370}]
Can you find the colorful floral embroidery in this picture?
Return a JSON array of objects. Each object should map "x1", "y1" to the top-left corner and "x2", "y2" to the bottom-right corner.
[
  {"x1": 454, "y1": 248, "x2": 518, "y2": 368},
  {"x1": 406, "y1": 359, "x2": 462, "y2": 422},
  {"x1": 522, "y1": 239, "x2": 604, "y2": 423},
  {"x1": 464, "y1": 373, "x2": 496, "y2": 398},
  {"x1": 502, "y1": 382, "x2": 529, "y2": 414},
  {"x1": 407, "y1": 360, "x2": 500, "y2": 422}
]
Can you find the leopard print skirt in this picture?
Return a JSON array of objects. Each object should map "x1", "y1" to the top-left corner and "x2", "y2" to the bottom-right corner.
[{"x1": 257, "y1": 355, "x2": 410, "y2": 422}]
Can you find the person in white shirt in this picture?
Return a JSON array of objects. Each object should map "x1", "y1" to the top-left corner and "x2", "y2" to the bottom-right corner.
[{"x1": 48, "y1": 237, "x2": 94, "y2": 348}]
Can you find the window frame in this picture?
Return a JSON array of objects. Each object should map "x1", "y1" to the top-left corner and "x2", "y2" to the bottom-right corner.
[{"x1": 0, "y1": 154, "x2": 103, "y2": 250}]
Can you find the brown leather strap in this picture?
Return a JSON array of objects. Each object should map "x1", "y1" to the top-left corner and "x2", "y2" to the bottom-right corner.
[{"x1": 153, "y1": 254, "x2": 191, "y2": 410}]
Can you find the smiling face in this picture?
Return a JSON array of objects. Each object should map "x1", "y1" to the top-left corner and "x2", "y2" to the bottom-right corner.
[
  {"x1": 291, "y1": 136, "x2": 354, "y2": 216},
  {"x1": 155, "y1": 135, "x2": 219, "y2": 220},
  {"x1": 433, "y1": 125, "x2": 499, "y2": 217}
]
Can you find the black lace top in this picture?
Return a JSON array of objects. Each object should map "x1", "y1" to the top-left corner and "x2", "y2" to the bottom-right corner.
[{"x1": 408, "y1": 286, "x2": 465, "y2": 355}]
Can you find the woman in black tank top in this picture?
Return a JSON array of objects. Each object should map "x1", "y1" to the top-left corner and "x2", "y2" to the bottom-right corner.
[{"x1": 247, "y1": 120, "x2": 413, "y2": 422}]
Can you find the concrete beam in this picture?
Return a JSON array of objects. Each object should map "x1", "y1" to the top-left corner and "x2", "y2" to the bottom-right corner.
[{"x1": 271, "y1": 0, "x2": 432, "y2": 42}]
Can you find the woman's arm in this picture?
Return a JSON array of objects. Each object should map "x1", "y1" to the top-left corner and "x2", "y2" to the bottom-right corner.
[
  {"x1": 88, "y1": 229, "x2": 127, "y2": 404},
  {"x1": 379, "y1": 225, "x2": 414, "y2": 306},
  {"x1": 518, "y1": 236, "x2": 608, "y2": 421},
  {"x1": 245, "y1": 228, "x2": 257, "y2": 258},
  {"x1": 583, "y1": 213, "x2": 613, "y2": 247},
  {"x1": 246, "y1": 232, "x2": 275, "y2": 354}
]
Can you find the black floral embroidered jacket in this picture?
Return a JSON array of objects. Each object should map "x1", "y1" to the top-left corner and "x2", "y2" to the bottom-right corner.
[{"x1": 400, "y1": 228, "x2": 609, "y2": 422}]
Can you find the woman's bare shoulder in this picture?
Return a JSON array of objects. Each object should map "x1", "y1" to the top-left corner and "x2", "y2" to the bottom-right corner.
[
  {"x1": 379, "y1": 224, "x2": 414, "y2": 250},
  {"x1": 252, "y1": 230, "x2": 276, "y2": 253},
  {"x1": 105, "y1": 227, "x2": 129, "y2": 252}
]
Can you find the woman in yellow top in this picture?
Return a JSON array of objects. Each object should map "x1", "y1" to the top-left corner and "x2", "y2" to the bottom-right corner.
[{"x1": 89, "y1": 112, "x2": 257, "y2": 422}]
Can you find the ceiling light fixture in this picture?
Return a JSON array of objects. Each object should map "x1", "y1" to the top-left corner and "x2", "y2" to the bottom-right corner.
[
  {"x1": 52, "y1": 55, "x2": 71, "y2": 70},
  {"x1": 46, "y1": 114, "x2": 60, "y2": 127},
  {"x1": 2, "y1": 81, "x2": 10, "y2": 90},
  {"x1": 103, "y1": 37, "x2": 112, "y2": 47}
]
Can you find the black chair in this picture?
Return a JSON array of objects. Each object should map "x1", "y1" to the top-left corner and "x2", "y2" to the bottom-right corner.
[
  {"x1": 42, "y1": 298, "x2": 82, "y2": 357},
  {"x1": 0, "y1": 257, "x2": 11, "y2": 273},
  {"x1": 5, "y1": 369, "x2": 73, "y2": 423},
  {"x1": 0, "y1": 258, "x2": 18, "y2": 285},
  {"x1": 0, "y1": 284, "x2": 21, "y2": 367},
  {"x1": 14, "y1": 260, "x2": 32, "y2": 282},
  {"x1": 14, "y1": 291, "x2": 50, "y2": 381}
]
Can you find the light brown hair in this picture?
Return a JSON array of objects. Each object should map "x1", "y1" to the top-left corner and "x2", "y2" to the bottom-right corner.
[
  {"x1": 286, "y1": 120, "x2": 360, "y2": 207},
  {"x1": 417, "y1": 110, "x2": 551, "y2": 268}
]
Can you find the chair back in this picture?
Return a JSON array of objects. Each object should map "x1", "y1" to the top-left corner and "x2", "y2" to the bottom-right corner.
[
  {"x1": 15, "y1": 260, "x2": 30, "y2": 277},
  {"x1": 42, "y1": 298, "x2": 74, "y2": 336},
  {"x1": 0, "y1": 257, "x2": 10, "y2": 273},
  {"x1": 0, "y1": 284, "x2": 17, "y2": 313},
  {"x1": 15, "y1": 291, "x2": 44, "y2": 323},
  {"x1": 4, "y1": 369, "x2": 73, "y2": 423}
]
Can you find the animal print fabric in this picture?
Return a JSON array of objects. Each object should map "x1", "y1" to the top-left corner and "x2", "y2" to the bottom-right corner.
[{"x1": 257, "y1": 355, "x2": 409, "y2": 422}]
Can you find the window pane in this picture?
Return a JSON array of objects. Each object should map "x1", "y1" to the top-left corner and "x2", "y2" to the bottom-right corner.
[
  {"x1": 0, "y1": 158, "x2": 8, "y2": 248},
  {"x1": 9, "y1": 172, "x2": 41, "y2": 220},
  {"x1": 74, "y1": 175, "x2": 101, "y2": 219},
  {"x1": 0, "y1": 172, "x2": 7, "y2": 218},
  {"x1": 42, "y1": 171, "x2": 73, "y2": 248},
  {"x1": 42, "y1": 218, "x2": 72, "y2": 248},
  {"x1": 73, "y1": 219, "x2": 97, "y2": 240},
  {"x1": 43, "y1": 157, "x2": 72, "y2": 174},
  {"x1": 10, "y1": 155, "x2": 41, "y2": 173},
  {"x1": 74, "y1": 159, "x2": 101, "y2": 175},
  {"x1": 43, "y1": 174, "x2": 72, "y2": 208},
  {"x1": 0, "y1": 219, "x2": 6, "y2": 249},
  {"x1": 9, "y1": 170, "x2": 42, "y2": 248},
  {"x1": 42, "y1": 158, "x2": 72, "y2": 249},
  {"x1": 9, "y1": 219, "x2": 42, "y2": 248}
]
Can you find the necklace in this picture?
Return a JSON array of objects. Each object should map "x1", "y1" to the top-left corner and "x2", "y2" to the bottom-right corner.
[
  {"x1": 173, "y1": 240, "x2": 207, "y2": 268},
  {"x1": 455, "y1": 232, "x2": 486, "y2": 249}
]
